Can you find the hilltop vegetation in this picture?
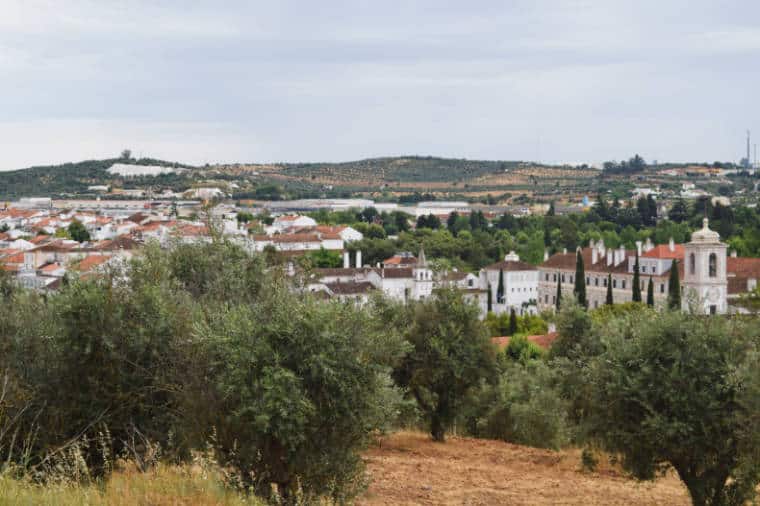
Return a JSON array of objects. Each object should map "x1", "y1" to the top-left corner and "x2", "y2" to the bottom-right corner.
[{"x1": 0, "y1": 156, "x2": 193, "y2": 200}]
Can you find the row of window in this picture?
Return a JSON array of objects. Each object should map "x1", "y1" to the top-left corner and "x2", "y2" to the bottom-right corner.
[{"x1": 544, "y1": 272, "x2": 667, "y2": 293}]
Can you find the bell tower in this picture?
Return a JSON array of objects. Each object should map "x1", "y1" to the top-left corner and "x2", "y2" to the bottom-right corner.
[{"x1": 682, "y1": 218, "x2": 728, "y2": 314}]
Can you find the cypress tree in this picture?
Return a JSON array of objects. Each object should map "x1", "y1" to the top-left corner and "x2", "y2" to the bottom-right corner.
[
  {"x1": 647, "y1": 276, "x2": 654, "y2": 307},
  {"x1": 496, "y1": 268, "x2": 505, "y2": 304},
  {"x1": 668, "y1": 259, "x2": 681, "y2": 310},
  {"x1": 606, "y1": 273, "x2": 613, "y2": 305},
  {"x1": 487, "y1": 283, "x2": 493, "y2": 313},
  {"x1": 573, "y1": 250, "x2": 587, "y2": 308},
  {"x1": 508, "y1": 308, "x2": 518, "y2": 335},
  {"x1": 632, "y1": 251, "x2": 642, "y2": 302},
  {"x1": 555, "y1": 275, "x2": 562, "y2": 310}
]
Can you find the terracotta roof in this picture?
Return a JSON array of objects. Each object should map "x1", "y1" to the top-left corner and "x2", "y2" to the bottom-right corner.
[
  {"x1": 2, "y1": 252, "x2": 24, "y2": 264},
  {"x1": 727, "y1": 257, "x2": 760, "y2": 278},
  {"x1": 491, "y1": 332, "x2": 559, "y2": 351},
  {"x1": 642, "y1": 244, "x2": 685, "y2": 259},
  {"x1": 374, "y1": 267, "x2": 414, "y2": 279},
  {"x1": 74, "y1": 255, "x2": 110, "y2": 272},
  {"x1": 541, "y1": 248, "x2": 639, "y2": 275},
  {"x1": 728, "y1": 276, "x2": 751, "y2": 295},
  {"x1": 314, "y1": 267, "x2": 374, "y2": 277},
  {"x1": 383, "y1": 255, "x2": 418, "y2": 266},
  {"x1": 325, "y1": 281, "x2": 376, "y2": 295},
  {"x1": 39, "y1": 263, "x2": 63, "y2": 273},
  {"x1": 484, "y1": 259, "x2": 536, "y2": 271},
  {"x1": 92, "y1": 236, "x2": 139, "y2": 251}
]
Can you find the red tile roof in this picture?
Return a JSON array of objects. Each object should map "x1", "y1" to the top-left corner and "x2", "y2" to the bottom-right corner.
[
  {"x1": 484, "y1": 259, "x2": 536, "y2": 271},
  {"x1": 642, "y1": 244, "x2": 685, "y2": 259}
]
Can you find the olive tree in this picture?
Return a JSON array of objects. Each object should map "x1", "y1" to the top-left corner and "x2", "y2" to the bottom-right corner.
[
  {"x1": 586, "y1": 311, "x2": 760, "y2": 506},
  {"x1": 392, "y1": 289, "x2": 497, "y2": 442}
]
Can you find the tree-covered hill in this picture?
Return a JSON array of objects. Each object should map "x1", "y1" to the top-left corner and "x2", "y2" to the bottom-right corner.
[{"x1": 0, "y1": 157, "x2": 194, "y2": 200}]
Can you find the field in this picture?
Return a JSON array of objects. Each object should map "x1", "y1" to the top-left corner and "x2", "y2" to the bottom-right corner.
[{"x1": 359, "y1": 432, "x2": 690, "y2": 505}]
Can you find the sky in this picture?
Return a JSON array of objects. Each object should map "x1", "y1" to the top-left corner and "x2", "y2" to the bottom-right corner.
[{"x1": 1, "y1": 0, "x2": 759, "y2": 170}]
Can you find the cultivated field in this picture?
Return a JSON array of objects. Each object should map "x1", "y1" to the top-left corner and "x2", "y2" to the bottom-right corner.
[{"x1": 359, "y1": 432, "x2": 690, "y2": 505}]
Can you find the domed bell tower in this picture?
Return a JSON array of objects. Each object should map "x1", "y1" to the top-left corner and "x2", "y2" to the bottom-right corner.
[{"x1": 682, "y1": 218, "x2": 728, "y2": 314}]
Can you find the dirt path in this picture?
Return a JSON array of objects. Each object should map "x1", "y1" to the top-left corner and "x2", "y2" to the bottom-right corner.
[{"x1": 359, "y1": 431, "x2": 690, "y2": 505}]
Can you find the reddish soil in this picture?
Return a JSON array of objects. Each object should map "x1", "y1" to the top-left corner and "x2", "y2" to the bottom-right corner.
[{"x1": 359, "y1": 431, "x2": 690, "y2": 505}]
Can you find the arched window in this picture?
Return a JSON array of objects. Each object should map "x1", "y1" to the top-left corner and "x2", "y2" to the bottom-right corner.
[
  {"x1": 689, "y1": 253, "x2": 696, "y2": 275},
  {"x1": 709, "y1": 253, "x2": 717, "y2": 278}
]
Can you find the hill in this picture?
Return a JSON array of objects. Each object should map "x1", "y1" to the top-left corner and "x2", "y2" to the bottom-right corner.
[
  {"x1": 359, "y1": 432, "x2": 689, "y2": 505},
  {"x1": 0, "y1": 157, "x2": 194, "y2": 200},
  {"x1": 0, "y1": 155, "x2": 600, "y2": 202}
]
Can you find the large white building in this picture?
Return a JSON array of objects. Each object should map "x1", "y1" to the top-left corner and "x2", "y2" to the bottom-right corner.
[{"x1": 479, "y1": 252, "x2": 539, "y2": 315}]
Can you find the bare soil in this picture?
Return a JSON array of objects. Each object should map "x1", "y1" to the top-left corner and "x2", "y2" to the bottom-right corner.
[{"x1": 359, "y1": 431, "x2": 690, "y2": 505}]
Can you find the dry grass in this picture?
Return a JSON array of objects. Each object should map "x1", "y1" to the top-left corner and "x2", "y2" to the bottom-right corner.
[
  {"x1": 359, "y1": 431, "x2": 690, "y2": 506},
  {"x1": 0, "y1": 463, "x2": 263, "y2": 506}
]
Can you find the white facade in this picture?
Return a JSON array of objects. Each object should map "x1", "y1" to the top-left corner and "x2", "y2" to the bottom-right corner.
[
  {"x1": 682, "y1": 218, "x2": 728, "y2": 314},
  {"x1": 480, "y1": 252, "x2": 539, "y2": 316}
]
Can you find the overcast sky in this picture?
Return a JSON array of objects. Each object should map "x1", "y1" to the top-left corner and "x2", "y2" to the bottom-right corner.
[{"x1": 1, "y1": 0, "x2": 759, "y2": 170}]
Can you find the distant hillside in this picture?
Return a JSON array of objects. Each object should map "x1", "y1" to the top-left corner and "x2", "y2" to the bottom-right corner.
[
  {"x1": 219, "y1": 156, "x2": 540, "y2": 184},
  {"x1": 0, "y1": 158, "x2": 194, "y2": 200},
  {"x1": 0, "y1": 155, "x2": 598, "y2": 201}
]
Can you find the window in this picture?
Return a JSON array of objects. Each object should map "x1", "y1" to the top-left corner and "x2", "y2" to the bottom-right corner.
[
  {"x1": 561, "y1": 274, "x2": 565, "y2": 283},
  {"x1": 603, "y1": 277, "x2": 607, "y2": 287},
  {"x1": 594, "y1": 300, "x2": 598, "y2": 308},
  {"x1": 586, "y1": 276, "x2": 590, "y2": 285},
  {"x1": 709, "y1": 305, "x2": 717, "y2": 315},
  {"x1": 594, "y1": 277, "x2": 599, "y2": 286},
  {"x1": 660, "y1": 283, "x2": 665, "y2": 293},
  {"x1": 544, "y1": 295, "x2": 548, "y2": 303},
  {"x1": 552, "y1": 295, "x2": 556, "y2": 304},
  {"x1": 553, "y1": 273, "x2": 557, "y2": 282},
  {"x1": 613, "y1": 279, "x2": 617, "y2": 288},
  {"x1": 570, "y1": 275, "x2": 574, "y2": 283},
  {"x1": 545, "y1": 273, "x2": 549, "y2": 281},
  {"x1": 689, "y1": 253, "x2": 696, "y2": 275},
  {"x1": 709, "y1": 253, "x2": 717, "y2": 278},
  {"x1": 622, "y1": 280, "x2": 626, "y2": 289}
]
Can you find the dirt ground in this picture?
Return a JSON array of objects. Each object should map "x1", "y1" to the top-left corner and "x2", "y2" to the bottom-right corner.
[{"x1": 358, "y1": 432, "x2": 690, "y2": 506}]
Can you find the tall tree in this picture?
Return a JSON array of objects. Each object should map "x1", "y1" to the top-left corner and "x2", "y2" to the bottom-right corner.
[
  {"x1": 487, "y1": 283, "x2": 493, "y2": 313},
  {"x1": 508, "y1": 308, "x2": 518, "y2": 335},
  {"x1": 573, "y1": 250, "x2": 587, "y2": 308},
  {"x1": 668, "y1": 259, "x2": 681, "y2": 310},
  {"x1": 632, "y1": 251, "x2": 642, "y2": 302},
  {"x1": 555, "y1": 275, "x2": 562, "y2": 310},
  {"x1": 394, "y1": 289, "x2": 497, "y2": 442},
  {"x1": 586, "y1": 311, "x2": 760, "y2": 506},
  {"x1": 547, "y1": 201, "x2": 556, "y2": 216},
  {"x1": 646, "y1": 276, "x2": 654, "y2": 307},
  {"x1": 496, "y1": 269, "x2": 505, "y2": 304},
  {"x1": 447, "y1": 211, "x2": 459, "y2": 234},
  {"x1": 668, "y1": 198, "x2": 689, "y2": 223},
  {"x1": 606, "y1": 274, "x2": 613, "y2": 305}
]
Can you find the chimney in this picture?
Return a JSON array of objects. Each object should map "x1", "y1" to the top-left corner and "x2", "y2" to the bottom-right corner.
[
  {"x1": 356, "y1": 250, "x2": 362, "y2": 268},
  {"x1": 343, "y1": 251, "x2": 350, "y2": 269},
  {"x1": 598, "y1": 239, "x2": 606, "y2": 257},
  {"x1": 668, "y1": 237, "x2": 675, "y2": 252},
  {"x1": 592, "y1": 247, "x2": 598, "y2": 265},
  {"x1": 543, "y1": 249, "x2": 549, "y2": 262},
  {"x1": 644, "y1": 237, "x2": 654, "y2": 252},
  {"x1": 589, "y1": 239, "x2": 596, "y2": 250},
  {"x1": 607, "y1": 250, "x2": 613, "y2": 266},
  {"x1": 635, "y1": 240, "x2": 642, "y2": 257},
  {"x1": 563, "y1": 248, "x2": 567, "y2": 254},
  {"x1": 616, "y1": 245, "x2": 626, "y2": 266},
  {"x1": 731, "y1": 250, "x2": 738, "y2": 258}
]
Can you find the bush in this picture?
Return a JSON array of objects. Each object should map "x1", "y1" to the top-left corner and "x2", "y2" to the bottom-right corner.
[{"x1": 465, "y1": 361, "x2": 568, "y2": 450}]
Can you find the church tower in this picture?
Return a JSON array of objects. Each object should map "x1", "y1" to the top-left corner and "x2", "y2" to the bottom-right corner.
[
  {"x1": 412, "y1": 246, "x2": 433, "y2": 300},
  {"x1": 682, "y1": 218, "x2": 728, "y2": 314}
]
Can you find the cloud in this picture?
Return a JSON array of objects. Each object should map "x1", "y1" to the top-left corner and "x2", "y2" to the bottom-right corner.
[{"x1": 0, "y1": 0, "x2": 759, "y2": 169}]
